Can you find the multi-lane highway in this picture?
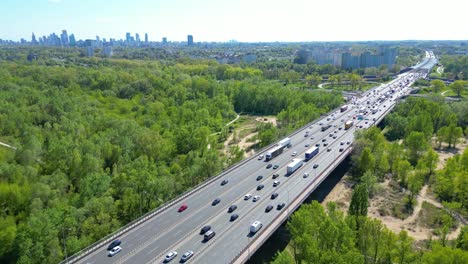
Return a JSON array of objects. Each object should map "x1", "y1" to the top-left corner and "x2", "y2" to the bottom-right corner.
[{"x1": 67, "y1": 54, "x2": 437, "y2": 264}]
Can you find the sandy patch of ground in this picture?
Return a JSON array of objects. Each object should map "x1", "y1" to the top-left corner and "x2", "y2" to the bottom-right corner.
[
  {"x1": 255, "y1": 116, "x2": 277, "y2": 127},
  {"x1": 434, "y1": 138, "x2": 468, "y2": 170},
  {"x1": 321, "y1": 176, "x2": 354, "y2": 211}
]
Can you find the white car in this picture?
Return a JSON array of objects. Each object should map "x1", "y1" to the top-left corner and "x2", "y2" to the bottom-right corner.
[
  {"x1": 108, "y1": 246, "x2": 122, "y2": 257},
  {"x1": 303, "y1": 173, "x2": 309, "y2": 178},
  {"x1": 291, "y1": 151, "x2": 297, "y2": 156},
  {"x1": 258, "y1": 155, "x2": 264, "y2": 160},
  {"x1": 181, "y1": 251, "x2": 194, "y2": 262},
  {"x1": 253, "y1": 195, "x2": 260, "y2": 202},
  {"x1": 164, "y1": 251, "x2": 178, "y2": 263},
  {"x1": 273, "y1": 180, "x2": 280, "y2": 187},
  {"x1": 244, "y1": 194, "x2": 252, "y2": 200}
]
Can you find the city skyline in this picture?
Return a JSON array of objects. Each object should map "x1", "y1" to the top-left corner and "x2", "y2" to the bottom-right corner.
[{"x1": 0, "y1": 0, "x2": 466, "y2": 42}]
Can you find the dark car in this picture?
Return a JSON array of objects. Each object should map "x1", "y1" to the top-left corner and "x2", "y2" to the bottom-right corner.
[
  {"x1": 200, "y1": 225, "x2": 211, "y2": 235},
  {"x1": 327, "y1": 148, "x2": 331, "y2": 152},
  {"x1": 271, "y1": 193, "x2": 279, "y2": 199},
  {"x1": 230, "y1": 214, "x2": 239, "y2": 222},
  {"x1": 257, "y1": 184, "x2": 264, "y2": 191},
  {"x1": 256, "y1": 175, "x2": 263, "y2": 181},
  {"x1": 221, "y1": 179, "x2": 229, "y2": 186},
  {"x1": 265, "y1": 205, "x2": 273, "y2": 212},
  {"x1": 339, "y1": 148, "x2": 344, "y2": 152},
  {"x1": 315, "y1": 143, "x2": 320, "y2": 147},
  {"x1": 322, "y1": 138, "x2": 327, "y2": 142},
  {"x1": 313, "y1": 164, "x2": 319, "y2": 169},
  {"x1": 277, "y1": 203, "x2": 286, "y2": 210},
  {"x1": 323, "y1": 143, "x2": 328, "y2": 147},
  {"x1": 333, "y1": 136, "x2": 337, "y2": 139},
  {"x1": 266, "y1": 164, "x2": 272, "y2": 169},
  {"x1": 347, "y1": 141, "x2": 351, "y2": 145},
  {"x1": 272, "y1": 173, "x2": 279, "y2": 179},
  {"x1": 212, "y1": 198, "x2": 221, "y2": 206},
  {"x1": 228, "y1": 205, "x2": 237, "y2": 213},
  {"x1": 273, "y1": 164, "x2": 279, "y2": 169},
  {"x1": 107, "y1": 239, "x2": 121, "y2": 251}
]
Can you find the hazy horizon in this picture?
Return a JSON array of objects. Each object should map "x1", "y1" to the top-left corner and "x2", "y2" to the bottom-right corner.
[{"x1": 1, "y1": 0, "x2": 466, "y2": 42}]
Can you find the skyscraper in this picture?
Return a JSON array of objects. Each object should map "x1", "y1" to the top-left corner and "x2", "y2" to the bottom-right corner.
[
  {"x1": 31, "y1": 33, "x2": 37, "y2": 44},
  {"x1": 135, "y1": 33, "x2": 140, "y2": 43},
  {"x1": 126, "y1": 32, "x2": 131, "y2": 43},
  {"x1": 145, "y1": 33, "x2": 148, "y2": 43},
  {"x1": 162, "y1": 37, "x2": 167, "y2": 44},
  {"x1": 69, "y1": 34, "x2": 76, "y2": 46},
  {"x1": 187, "y1": 35, "x2": 193, "y2": 46},
  {"x1": 60, "y1": 30, "x2": 69, "y2": 46}
]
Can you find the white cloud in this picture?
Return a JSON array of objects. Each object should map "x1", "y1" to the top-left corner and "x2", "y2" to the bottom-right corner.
[
  {"x1": 96, "y1": 17, "x2": 119, "y2": 24},
  {"x1": 48, "y1": 0, "x2": 63, "y2": 3}
]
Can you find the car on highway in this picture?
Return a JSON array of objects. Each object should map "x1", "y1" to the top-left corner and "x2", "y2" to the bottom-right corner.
[
  {"x1": 228, "y1": 205, "x2": 237, "y2": 213},
  {"x1": 273, "y1": 164, "x2": 279, "y2": 169},
  {"x1": 108, "y1": 246, "x2": 122, "y2": 257},
  {"x1": 291, "y1": 151, "x2": 297, "y2": 156},
  {"x1": 178, "y1": 204, "x2": 188, "y2": 212},
  {"x1": 277, "y1": 203, "x2": 286, "y2": 210},
  {"x1": 322, "y1": 138, "x2": 327, "y2": 142},
  {"x1": 212, "y1": 198, "x2": 221, "y2": 206},
  {"x1": 273, "y1": 180, "x2": 280, "y2": 187},
  {"x1": 315, "y1": 143, "x2": 320, "y2": 147},
  {"x1": 313, "y1": 164, "x2": 319, "y2": 169},
  {"x1": 257, "y1": 184, "x2": 264, "y2": 191},
  {"x1": 339, "y1": 148, "x2": 344, "y2": 152},
  {"x1": 244, "y1": 194, "x2": 252, "y2": 200},
  {"x1": 323, "y1": 143, "x2": 328, "y2": 147},
  {"x1": 305, "y1": 143, "x2": 310, "y2": 147},
  {"x1": 271, "y1": 193, "x2": 279, "y2": 199},
  {"x1": 272, "y1": 173, "x2": 279, "y2": 179},
  {"x1": 230, "y1": 214, "x2": 239, "y2": 222},
  {"x1": 258, "y1": 155, "x2": 264, "y2": 160},
  {"x1": 200, "y1": 225, "x2": 211, "y2": 235},
  {"x1": 266, "y1": 163, "x2": 272, "y2": 169},
  {"x1": 265, "y1": 205, "x2": 273, "y2": 212},
  {"x1": 220, "y1": 179, "x2": 229, "y2": 186},
  {"x1": 347, "y1": 141, "x2": 351, "y2": 145},
  {"x1": 164, "y1": 251, "x2": 177, "y2": 263},
  {"x1": 107, "y1": 239, "x2": 121, "y2": 251},
  {"x1": 333, "y1": 136, "x2": 337, "y2": 139},
  {"x1": 180, "y1": 251, "x2": 193, "y2": 263},
  {"x1": 256, "y1": 175, "x2": 263, "y2": 181},
  {"x1": 203, "y1": 230, "x2": 215, "y2": 242},
  {"x1": 340, "y1": 141, "x2": 345, "y2": 145},
  {"x1": 327, "y1": 148, "x2": 331, "y2": 152},
  {"x1": 253, "y1": 195, "x2": 260, "y2": 202},
  {"x1": 303, "y1": 173, "x2": 309, "y2": 178}
]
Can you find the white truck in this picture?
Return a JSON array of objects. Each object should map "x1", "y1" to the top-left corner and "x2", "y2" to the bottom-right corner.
[
  {"x1": 278, "y1": 137, "x2": 291, "y2": 148},
  {"x1": 287, "y1": 158, "x2": 303, "y2": 175},
  {"x1": 250, "y1": 221, "x2": 263, "y2": 234}
]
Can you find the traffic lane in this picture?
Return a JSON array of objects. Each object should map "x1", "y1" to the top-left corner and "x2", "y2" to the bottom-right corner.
[{"x1": 194, "y1": 137, "x2": 350, "y2": 263}]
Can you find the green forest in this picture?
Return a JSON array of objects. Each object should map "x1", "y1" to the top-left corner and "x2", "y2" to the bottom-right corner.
[
  {"x1": 272, "y1": 97, "x2": 468, "y2": 264},
  {"x1": 0, "y1": 53, "x2": 343, "y2": 263}
]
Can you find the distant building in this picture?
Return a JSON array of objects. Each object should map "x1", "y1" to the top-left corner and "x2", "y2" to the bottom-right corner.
[
  {"x1": 145, "y1": 33, "x2": 148, "y2": 43},
  {"x1": 187, "y1": 35, "x2": 193, "y2": 46},
  {"x1": 31, "y1": 33, "x2": 37, "y2": 45},
  {"x1": 61, "y1": 30, "x2": 69, "y2": 46},
  {"x1": 102, "y1": 45, "x2": 113, "y2": 57},
  {"x1": 126, "y1": 32, "x2": 131, "y2": 43},
  {"x1": 69, "y1": 34, "x2": 76, "y2": 46},
  {"x1": 162, "y1": 37, "x2": 167, "y2": 44},
  {"x1": 135, "y1": 33, "x2": 140, "y2": 43},
  {"x1": 85, "y1": 46, "x2": 94, "y2": 57}
]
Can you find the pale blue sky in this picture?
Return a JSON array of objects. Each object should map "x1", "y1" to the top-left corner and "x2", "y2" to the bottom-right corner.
[{"x1": 1, "y1": 0, "x2": 466, "y2": 42}]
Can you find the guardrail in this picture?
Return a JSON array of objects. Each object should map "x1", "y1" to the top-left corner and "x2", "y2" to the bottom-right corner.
[
  {"x1": 231, "y1": 146, "x2": 353, "y2": 264},
  {"x1": 61, "y1": 104, "x2": 343, "y2": 263}
]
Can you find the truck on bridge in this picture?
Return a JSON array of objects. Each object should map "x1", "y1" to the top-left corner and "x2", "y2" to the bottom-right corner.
[
  {"x1": 340, "y1": 105, "x2": 348, "y2": 112},
  {"x1": 265, "y1": 145, "x2": 285, "y2": 161},
  {"x1": 304, "y1": 146, "x2": 319, "y2": 161},
  {"x1": 344, "y1": 120, "x2": 354, "y2": 130},
  {"x1": 287, "y1": 158, "x2": 303, "y2": 175},
  {"x1": 265, "y1": 137, "x2": 291, "y2": 161}
]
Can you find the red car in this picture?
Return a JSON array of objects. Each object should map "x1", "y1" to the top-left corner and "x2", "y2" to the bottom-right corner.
[{"x1": 178, "y1": 204, "x2": 188, "y2": 212}]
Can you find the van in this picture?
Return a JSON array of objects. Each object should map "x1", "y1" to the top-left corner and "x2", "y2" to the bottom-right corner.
[
  {"x1": 204, "y1": 230, "x2": 215, "y2": 241},
  {"x1": 250, "y1": 221, "x2": 263, "y2": 234}
]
